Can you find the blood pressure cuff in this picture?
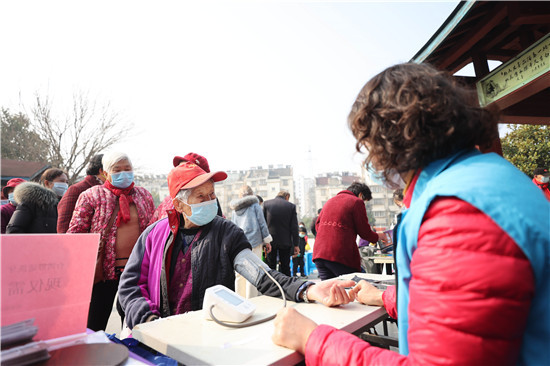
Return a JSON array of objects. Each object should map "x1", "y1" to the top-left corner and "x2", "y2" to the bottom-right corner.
[{"x1": 233, "y1": 249, "x2": 307, "y2": 301}]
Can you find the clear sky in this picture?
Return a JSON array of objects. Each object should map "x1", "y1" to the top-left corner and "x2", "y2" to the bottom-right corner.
[{"x1": 1, "y1": 0, "x2": 459, "y2": 177}]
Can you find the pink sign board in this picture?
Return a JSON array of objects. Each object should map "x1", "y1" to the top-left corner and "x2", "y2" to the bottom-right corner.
[{"x1": 1, "y1": 234, "x2": 100, "y2": 340}]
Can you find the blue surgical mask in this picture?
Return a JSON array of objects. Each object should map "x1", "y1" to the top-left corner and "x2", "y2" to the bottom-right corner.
[
  {"x1": 8, "y1": 192, "x2": 16, "y2": 206},
  {"x1": 184, "y1": 199, "x2": 218, "y2": 226},
  {"x1": 111, "y1": 171, "x2": 134, "y2": 189},
  {"x1": 52, "y1": 182, "x2": 69, "y2": 197},
  {"x1": 541, "y1": 176, "x2": 550, "y2": 183},
  {"x1": 299, "y1": 233, "x2": 306, "y2": 238}
]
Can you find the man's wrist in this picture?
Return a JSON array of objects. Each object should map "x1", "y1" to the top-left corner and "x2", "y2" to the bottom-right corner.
[{"x1": 299, "y1": 282, "x2": 314, "y2": 303}]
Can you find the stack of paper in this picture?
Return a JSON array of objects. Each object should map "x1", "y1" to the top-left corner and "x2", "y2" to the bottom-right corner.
[{"x1": 1, "y1": 319, "x2": 50, "y2": 365}]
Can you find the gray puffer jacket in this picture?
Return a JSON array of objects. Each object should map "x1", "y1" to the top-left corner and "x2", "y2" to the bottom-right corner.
[
  {"x1": 6, "y1": 182, "x2": 59, "y2": 233},
  {"x1": 230, "y1": 195, "x2": 272, "y2": 248}
]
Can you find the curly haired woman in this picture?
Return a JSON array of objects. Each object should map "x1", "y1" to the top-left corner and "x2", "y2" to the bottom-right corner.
[{"x1": 272, "y1": 63, "x2": 549, "y2": 365}]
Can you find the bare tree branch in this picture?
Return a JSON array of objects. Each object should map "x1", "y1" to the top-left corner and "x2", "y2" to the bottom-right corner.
[{"x1": 27, "y1": 91, "x2": 133, "y2": 183}]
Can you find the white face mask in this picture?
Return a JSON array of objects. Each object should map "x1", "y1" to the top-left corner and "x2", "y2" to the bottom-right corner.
[
  {"x1": 365, "y1": 162, "x2": 405, "y2": 189},
  {"x1": 8, "y1": 192, "x2": 16, "y2": 206},
  {"x1": 184, "y1": 199, "x2": 218, "y2": 226},
  {"x1": 541, "y1": 176, "x2": 550, "y2": 183},
  {"x1": 52, "y1": 182, "x2": 69, "y2": 197}
]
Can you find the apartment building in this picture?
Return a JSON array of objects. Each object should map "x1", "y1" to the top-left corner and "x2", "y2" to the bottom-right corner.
[
  {"x1": 134, "y1": 173, "x2": 168, "y2": 206},
  {"x1": 215, "y1": 165, "x2": 295, "y2": 216},
  {"x1": 313, "y1": 172, "x2": 360, "y2": 211}
]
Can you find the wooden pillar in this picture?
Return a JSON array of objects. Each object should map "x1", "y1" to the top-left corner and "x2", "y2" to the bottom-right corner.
[{"x1": 472, "y1": 53, "x2": 489, "y2": 78}]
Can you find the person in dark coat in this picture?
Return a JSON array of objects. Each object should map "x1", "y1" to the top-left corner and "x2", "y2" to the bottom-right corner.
[
  {"x1": 263, "y1": 190, "x2": 299, "y2": 276},
  {"x1": 6, "y1": 168, "x2": 68, "y2": 234},
  {"x1": 57, "y1": 154, "x2": 106, "y2": 233},
  {"x1": 293, "y1": 226, "x2": 308, "y2": 277}
]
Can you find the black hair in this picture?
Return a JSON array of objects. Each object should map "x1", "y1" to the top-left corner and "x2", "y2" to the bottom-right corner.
[
  {"x1": 393, "y1": 188, "x2": 404, "y2": 202},
  {"x1": 347, "y1": 182, "x2": 372, "y2": 200},
  {"x1": 86, "y1": 154, "x2": 104, "y2": 176},
  {"x1": 393, "y1": 189, "x2": 404, "y2": 207}
]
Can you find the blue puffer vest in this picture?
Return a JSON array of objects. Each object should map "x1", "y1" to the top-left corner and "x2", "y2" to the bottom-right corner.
[{"x1": 396, "y1": 149, "x2": 549, "y2": 365}]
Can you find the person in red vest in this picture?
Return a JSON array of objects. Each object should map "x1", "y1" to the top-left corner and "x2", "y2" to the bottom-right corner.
[
  {"x1": 272, "y1": 62, "x2": 549, "y2": 366},
  {"x1": 532, "y1": 167, "x2": 550, "y2": 201}
]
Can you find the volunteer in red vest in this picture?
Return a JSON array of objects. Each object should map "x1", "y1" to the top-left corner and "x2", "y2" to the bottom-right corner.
[{"x1": 272, "y1": 62, "x2": 549, "y2": 365}]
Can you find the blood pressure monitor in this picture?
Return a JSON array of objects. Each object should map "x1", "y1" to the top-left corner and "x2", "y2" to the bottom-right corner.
[{"x1": 203, "y1": 285, "x2": 256, "y2": 323}]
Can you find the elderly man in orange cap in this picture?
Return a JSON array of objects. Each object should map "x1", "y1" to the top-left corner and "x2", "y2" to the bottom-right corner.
[
  {"x1": 118, "y1": 162, "x2": 355, "y2": 331},
  {"x1": 147, "y1": 152, "x2": 223, "y2": 225}
]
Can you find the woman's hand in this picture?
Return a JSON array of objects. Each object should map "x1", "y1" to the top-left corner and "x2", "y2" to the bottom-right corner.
[
  {"x1": 349, "y1": 280, "x2": 384, "y2": 306},
  {"x1": 272, "y1": 307, "x2": 318, "y2": 354},
  {"x1": 264, "y1": 243, "x2": 272, "y2": 254},
  {"x1": 306, "y1": 279, "x2": 355, "y2": 307}
]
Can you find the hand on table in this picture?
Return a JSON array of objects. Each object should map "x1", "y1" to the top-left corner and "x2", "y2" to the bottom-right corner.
[
  {"x1": 349, "y1": 280, "x2": 384, "y2": 306},
  {"x1": 272, "y1": 307, "x2": 317, "y2": 354},
  {"x1": 306, "y1": 279, "x2": 355, "y2": 307}
]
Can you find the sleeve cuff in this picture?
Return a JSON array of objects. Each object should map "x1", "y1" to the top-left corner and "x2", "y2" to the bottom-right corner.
[
  {"x1": 382, "y1": 285, "x2": 397, "y2": 319},
  {"x1": 263, "y1": 234, "x2": 273, "y2": 243},
  {"x1": 296, "y1": 281, "x2": 315, "y2": 302}
]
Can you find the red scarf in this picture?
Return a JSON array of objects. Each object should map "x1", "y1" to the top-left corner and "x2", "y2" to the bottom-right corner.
[{"x1": 104, "y1": 180, "x2": 135, "y2": 226}]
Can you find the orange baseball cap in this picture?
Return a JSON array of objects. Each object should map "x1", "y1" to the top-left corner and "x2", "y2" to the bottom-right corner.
[{"x1": 167, "y1": 162, "x2": 227, "y2": 198}]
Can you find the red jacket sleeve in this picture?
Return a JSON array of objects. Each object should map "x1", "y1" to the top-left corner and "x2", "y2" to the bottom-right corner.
[
  {"x1": 306, "y1": 325, "x2": 408, "y2": 366},
  {"x1": 304, "y1": 197, "x2": 534, "y2": 366},
  {"x1": 353, "y1": 199, "x2": 379, "y2": 244},
  {"x1": 382, "y1": 285, "x2": 397, "y2": 319},
  {"x1": 56, "y1": 191, "x2": 76, "y2": 233}
]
